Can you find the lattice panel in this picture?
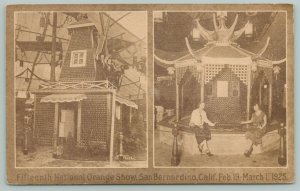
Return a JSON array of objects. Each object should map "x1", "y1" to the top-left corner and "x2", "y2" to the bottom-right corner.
[
  {"x1": 229, "y1": 64, "x2": 248, "y2": 85},
  {"x1": 176, "y1": 66, "x2": 200, "y2": 85},
  {"x1": 176, "y1": 67, "x2": 188, "y2": 85},
  {"x1": 80, "y1": 94, "x2": 109, "y2": 149},
  {"x1": 205, "y1": 64, "x2": 225, "y2": 84}
]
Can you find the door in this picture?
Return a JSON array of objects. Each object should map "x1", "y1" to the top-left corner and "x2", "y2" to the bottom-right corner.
[{"x1": 59, "y1": 108, "x2": 75, "y2": 139}]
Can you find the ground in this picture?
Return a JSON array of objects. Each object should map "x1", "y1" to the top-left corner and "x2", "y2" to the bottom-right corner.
[
  {"x1": 155, "y1": 141, "x2": 282, "y2": 167},
  {"x1": 16, "y1": 146, "x2": 147, "y2": 168},
  {"x1": 155, "y1": 115, "x2": 284, "y2": 167}
]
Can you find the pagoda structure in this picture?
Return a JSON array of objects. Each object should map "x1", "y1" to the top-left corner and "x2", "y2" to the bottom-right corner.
[{"x1": 155, "y1": 12, "x2": 286, "y2": 125}]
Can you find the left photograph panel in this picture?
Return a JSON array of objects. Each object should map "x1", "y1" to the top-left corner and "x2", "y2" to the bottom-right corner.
[{"x1": 14, "y1": 11, "x2": 147, "y2": 168}]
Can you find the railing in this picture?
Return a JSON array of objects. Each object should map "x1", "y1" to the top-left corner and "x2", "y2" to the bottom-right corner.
[{"x1": 39, "y1": 80, "x2": 116, "y2": 90}]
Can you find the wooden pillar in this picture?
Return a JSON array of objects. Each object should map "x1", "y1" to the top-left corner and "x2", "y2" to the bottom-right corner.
[
  {"x1": 200, "y1": 70, "x2": 205, "y2": 103},
  {"x1": 76, "y1": 101, "x2": 82, "y2": 145},
  {"x1": 175, "y1": 73, "x2": 180, "y2": 122},
  {"x1": 180, "y1": 85, "x2": 184, "y2": 114},
  {"x1": 109, "y1": 91, "x2": 116, "y2": 165},
  {"x1": 32, "y1": 95, "x2": 37, "y2": 144},
  {"x1": 53, "y1": 103, "x2": 59, "y2": 157},
  {"x1": 176, "y1": 83, "x2": 180, "y2": 122},
  {"x1": 50, "y1": 12, "x2": 57, "y2": 82},
  {"x1": 129, "y1": 107, "x2": 132, "y2": 127},
  {"x1": 246, "y1": 64, "x2": 252, "y2": 120},
  {"x1": 259, "y1": 80, "x2": 263, "y2": 106},
  {"x1": 268, "y1": 82, "x2": 273, "y2": 119},
  {"x1": 119, "y1": 132, "x2": 124, "y2": 157}
]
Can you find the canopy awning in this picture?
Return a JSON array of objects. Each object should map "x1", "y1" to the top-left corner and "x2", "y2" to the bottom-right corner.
[
  {"x1": 116, "y1": 96, "x2": 138, "y2": 109},
  {"x1": 40, "y1": 94, "x2": 87, "y2": 103}
]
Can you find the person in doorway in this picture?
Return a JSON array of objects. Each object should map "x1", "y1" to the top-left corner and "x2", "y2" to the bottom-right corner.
[
  {"x1": 189, "y1": 102, "x2": 216, "y2": 156},
  {"x1": 241, "y1": 103, "x2": 267, "y2": 157}
]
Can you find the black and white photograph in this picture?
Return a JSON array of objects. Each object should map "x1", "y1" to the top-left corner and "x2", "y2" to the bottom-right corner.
[
  {"x1": 154, "y1": 11, "x2": 289, "y2": 167},
  {"x1": 14, "y1": 11, "x2": 148, "y2": 168},
  {"x1": 6, "y1": 4, "x2": 294, "y2": 184}
]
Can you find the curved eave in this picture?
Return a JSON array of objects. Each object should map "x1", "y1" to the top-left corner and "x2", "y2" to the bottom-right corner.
[{"x1": 155, "y1": 42, "x2": 275, "y2": 69}]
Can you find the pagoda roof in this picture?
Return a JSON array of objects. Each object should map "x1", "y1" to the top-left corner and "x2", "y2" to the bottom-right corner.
[
  {"x1": 204, "y1": 45, "x2": 248, "y2": 58},
  {"x1": 175, "y1": 43, "x2": 253, "y2": 65},
  {"x1": 174, "y1": 42, "x2": 271, "y2": 65},
  {"x1": 154, "y1": 11, "x2": 285, "y2": 69},
  {"x1": 154, "y1": 40, "x2": 274, "y2": 70}
]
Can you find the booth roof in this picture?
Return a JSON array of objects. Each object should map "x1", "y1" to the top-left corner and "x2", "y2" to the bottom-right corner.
[
  {"x1": 39, "y1": 93, "x2": 138, "y2": 109},
  {"x1": 116, "y1": 96, "x2": 138, "y2": 109},
  {"x1": 177, "y1": 43, "x2": 253, "y2": 61},
  {"x1": 155, "y1": 42, "x2": 257, "y2": 66},
  {"x1": 40, "y1": 94, "x2": 87, "y2": 103}
]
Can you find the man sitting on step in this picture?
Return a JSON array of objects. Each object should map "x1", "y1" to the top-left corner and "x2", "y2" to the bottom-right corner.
[{"x1": 189, "y1": 102, "x2": 216, "y2": 157}]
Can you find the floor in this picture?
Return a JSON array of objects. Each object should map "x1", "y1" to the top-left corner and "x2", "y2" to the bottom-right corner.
[{"x1": 16, "y1": 146, "x2": 147, "y2": 168}]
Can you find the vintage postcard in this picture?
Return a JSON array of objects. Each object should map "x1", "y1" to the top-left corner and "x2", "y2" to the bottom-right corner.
[{"x1": 6, "y1": 4, "x2": 294, "y2": 184}]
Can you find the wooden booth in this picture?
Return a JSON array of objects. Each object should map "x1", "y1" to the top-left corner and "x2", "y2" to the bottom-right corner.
[
  {"x1": 33, "y1": 15, "x2": 140, "y2": 163},
  {"x1": 155, "y1": 12, "x2": 286, "y2": 125}
]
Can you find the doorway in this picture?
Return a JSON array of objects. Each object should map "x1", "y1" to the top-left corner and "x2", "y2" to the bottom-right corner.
[{"x1": 59, "y1": 102, "x2": 77, "y2": 139}]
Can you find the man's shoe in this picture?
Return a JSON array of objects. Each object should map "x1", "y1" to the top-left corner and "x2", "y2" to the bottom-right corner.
[
  {"x1": 206, "y1": 152, "x2": 214, "y2": 157},
  {"x1": 244, "y1": 149, "x2": 252, "y2": 157},
  {"x1": 244, "y1": 151, "x2": 250, "y2": 157},
  {"x1": 249, "y1": 146, "x2": 253, "y2": 154},
  {"x1": 198, "y1": 147, "x2": 203, "y2": 153}
]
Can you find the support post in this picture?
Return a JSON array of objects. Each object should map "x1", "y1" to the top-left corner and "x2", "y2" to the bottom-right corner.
[
  {"x1": 50, "y1": 12, "x2": 57, "y2": 82},
  {"x1": 53, "y1": 103, "x2": 59, "y2": 157},
  {"x1": 200, "y1": 70, "x2": 205, "y2": 103},
  {"x1": 76, "y1": 101, "x2": 82, "y2": 145},
  {"x1": 23, "y1": 117, "x2": 29, "y2": 155},
  {"x1": 278, "y1": 123, "x2": 287, "y2": 166},
  {"x1": 268, "y1": 82, "x2": 273, "y2": 119},
  {"x1": 259, "y1": 80, "x2": 263, "y2": 106},
  {"x1": 175, "y1": 74, "x2": 180, "y2": 122},
  {"x1": 180, "y1": 85, "x2": 184, "y2": 114},
  {"x1": 119, "y1": 132, "x2": 124, "y2": 160},
  {"x1": 23, "y1": 100, "x2": 34, "y2": 155},
  {"x1": 171, "y1": 124, "x2": 180, "y2": 166},
  {"x1": 109, "y1": 91, "x2": 116, "y2": 165},
  {"x1": 129, "y1": 107, "x2": 132, "y2": 127},
  {"x1": 246, "y1": 64, "x2": 252, "y2": 120}
]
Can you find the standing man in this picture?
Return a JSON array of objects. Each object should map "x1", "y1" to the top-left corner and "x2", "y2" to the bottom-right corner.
[{"x1": 189, "y1": 102, "x2": 216, "y2": 156}]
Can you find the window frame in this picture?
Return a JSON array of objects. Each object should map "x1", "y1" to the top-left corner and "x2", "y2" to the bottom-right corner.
[
  {"x1": 216, "y1": 80, "x2": 229, "y2": 97},
  {"x1": 231, "y1": 81, "x2": 240, "y2": 97},
  {"x1": 70, "y1": 50, "x2": 87, "y2": 67}
]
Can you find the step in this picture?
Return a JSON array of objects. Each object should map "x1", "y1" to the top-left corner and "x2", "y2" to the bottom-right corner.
[{"x1": 157, "y1": 125, "x2": 280, "y2": 155}]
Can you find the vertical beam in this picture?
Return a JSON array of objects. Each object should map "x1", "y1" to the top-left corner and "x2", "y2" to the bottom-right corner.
[
  {"x1": 180, "y1": 85, "x2": 184, "y2": 115},
  {"x1": 200, "y1": 70, "x2": 205, "y2": 103},
  {"x1": 246, "y1": 64, "x2": 252, "y2": 120},
  {"x1": 268, "y1": 82, "x2": 273, "y2": 119},
  {"x1": 32, "y1": 95, "x2": 37, "y2": 143},
  {"x1": 129, "y1": 107, "x2": 132, "y2": 127},
  {"x1": 53, "y1": 103, "x2": 59, "y2": 157},
  {"x1": 76, "y1": 101, "x2": 82, "y2": 145},
  {"x1": 119, "y1": 105, "x2": 123, "y2": 159},
  {"x1": 109, "y1": 90, "x2": 116, "y2": 165},
  {"x1": 259, "y1": 80, "x2": 263, "y2": 106},
  {"x1": 119, "y1": 132, "x2": 124, "y2": 157},
  {"x1": 175, "y1": 76, "x2": 180, "y2": 122},
  {"x1": 50, "y1": 12, "x2": 57, "y2": 82}
]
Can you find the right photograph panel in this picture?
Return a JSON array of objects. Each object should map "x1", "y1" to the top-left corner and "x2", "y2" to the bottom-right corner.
[{"x1": 154, "y1": 11, "x2": 288, "y2": 167}]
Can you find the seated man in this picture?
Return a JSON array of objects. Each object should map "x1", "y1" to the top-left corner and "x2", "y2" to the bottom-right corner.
[{"x1": 189, "y1": 102, "x2": 216, "y2": 156}]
